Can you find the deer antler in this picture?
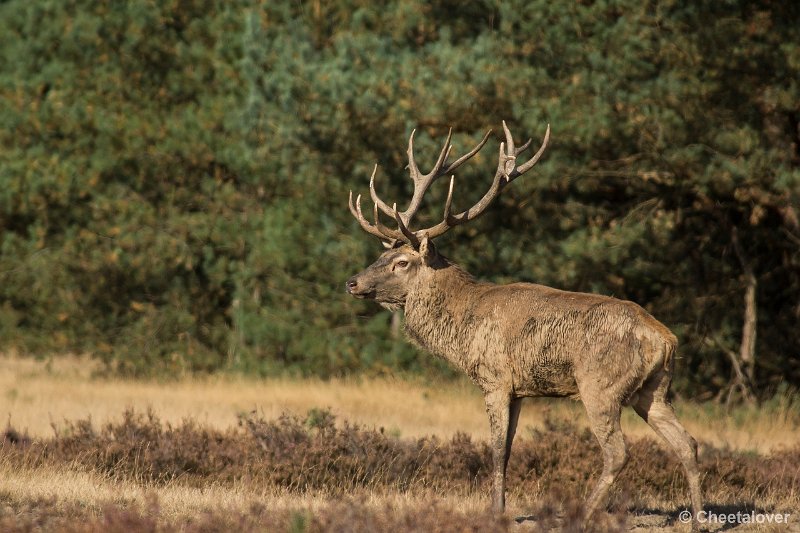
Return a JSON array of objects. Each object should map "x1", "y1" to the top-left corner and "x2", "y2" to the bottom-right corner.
[{"x1": 349, "y1": 122, "x2": 550, "y2": 246}]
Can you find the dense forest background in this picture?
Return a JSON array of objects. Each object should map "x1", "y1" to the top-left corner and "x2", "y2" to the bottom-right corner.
[{"x1": 0, "y1": 0, "x2": 797, "y2": 401}]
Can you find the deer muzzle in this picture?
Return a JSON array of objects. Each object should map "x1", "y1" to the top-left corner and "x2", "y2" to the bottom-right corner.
[{"x1": 345, "y1": 276, "x2": 375, "y2": 299}]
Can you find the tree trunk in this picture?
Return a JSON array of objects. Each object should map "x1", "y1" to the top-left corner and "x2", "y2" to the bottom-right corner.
[
  {"x1": 740, "y1": 270, "x2": 757, "y2": 384},
  {"x1": 732, "y1": 227, "x2": 757, "y2": 399}
]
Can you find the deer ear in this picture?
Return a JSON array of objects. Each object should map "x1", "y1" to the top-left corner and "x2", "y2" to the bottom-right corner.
[{"x1": 419, "y1": 235, "x2": 437, "y2": 264}]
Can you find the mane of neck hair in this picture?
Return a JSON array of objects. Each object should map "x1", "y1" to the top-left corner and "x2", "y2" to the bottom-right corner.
[
  {"x1": 402, "y1": 255, "x2": 482, "y2": 372},
  {"x1": 434, "y1": 255, "x2": 476, "y2": 283}
]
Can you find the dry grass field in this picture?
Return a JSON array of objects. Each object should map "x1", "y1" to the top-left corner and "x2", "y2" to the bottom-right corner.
[
  {"x1": 1, "y1": 354, "x2": 799, "y2": 532},
  {"x1": 3, "y1": 354, "x2": 798, "y2": 453}
]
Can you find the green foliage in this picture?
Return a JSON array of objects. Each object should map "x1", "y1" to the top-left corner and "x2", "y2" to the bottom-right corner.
[{"x1": 0, "y1": 0, "x2": 797, "y2": 395}]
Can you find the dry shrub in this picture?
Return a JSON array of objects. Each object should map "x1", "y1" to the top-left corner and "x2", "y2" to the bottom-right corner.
[
  {"x1": 2, "y1": 425, "x2": 30, "y2": 447},
  {"x1": 0, "y1": 495, "x2": 509, "y2": 533},
  {"x1": 702, "y1": 445, "x2": 800, "y2": 504},
  {"x1": 307, "y1": 496, "x2": 510, "y2": 533},
  {"x1": 0, "y1": 496, "x2": 65, "y2": 532},
  {"x1": 506, "y1": 421, "x2": 600, "y2": 501},
  {"x1": 240, "y1": 410, "x2": 491, "y2": 492},
  {"x1": 0, "y1": 494, "x2": 628, "y2": 533},
  {"x1": 1, "y1": 407, "x2": 798, "y2": 530},
  {"x1": 1, "y1": 408, "x2": 493, "y2": 493},
  {"x1": 511, "y1": 487, "x2": 628, "y2": 533},
  {"x1": 38, "y1": 410, "x2": 249, "y2": 484}
]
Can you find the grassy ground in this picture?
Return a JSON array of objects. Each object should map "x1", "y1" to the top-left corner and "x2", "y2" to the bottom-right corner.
[
  {"x1": 1, "y1": 354, "x2": 799, "y2": 532},
  {"x1": 2, "y1": 355, "x2": 798, "y2": 453}
]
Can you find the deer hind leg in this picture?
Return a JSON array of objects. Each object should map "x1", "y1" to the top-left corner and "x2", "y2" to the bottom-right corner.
[
  {"x1": 583, "y1": 401, "x2": 628, "y2": 520},
  {"x1": 633, "y1": 374, "x2": 703, "y2": 524},
  {"x1": 505, "y1": 398, "x2": 523, "y2": 473},
  {"x1": 484, "y1": 392, "x2": 522, "y2": 512}
]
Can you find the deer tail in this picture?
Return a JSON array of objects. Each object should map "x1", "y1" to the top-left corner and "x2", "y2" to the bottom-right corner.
[{"x1": 663, "y1": 334, "x2": 677, "y2": 372}]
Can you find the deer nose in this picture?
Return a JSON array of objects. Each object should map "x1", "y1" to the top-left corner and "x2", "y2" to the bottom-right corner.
[{"x1": 346, "y1": 277, "x2": 359, "y2": 293}]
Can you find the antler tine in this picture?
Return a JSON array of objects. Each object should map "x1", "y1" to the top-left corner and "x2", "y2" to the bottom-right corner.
[
  {"x1": 349, "y1": 191, "x2": 392, "y2": 241},
  {"x1": 348, "y1": 122, "x2": 549, "y2": 246},
  {"x1": 421, "y1": 123, "x2": 550, "y2": 240},
  {"x1": 368, "y1": 164, "x2": 395, "y2": 218},
  {"x1": 513, "y1": 123, "x2": 550, "y2": 175},
  {"x1": 487, "y1": 140, "x2": 513, "y2": 203},
  {"x1": 515, "y1": 138, "x2": 533, "y2": 156},
  {"x1": 401, "y1": 128, "x2": 497, "y2": 226},
  {"x1": 427, "y1": 127, "x2": 454, "y2": 180},
  {"x1": 424, "y1": 142, "x2": 509, "y2": 239},
  {"x1": 373, "y1": 201, "x2": 406, "y2": 242},
  {"x1": 501, "y1": 120, "x2": 515, "y2": 157},
  {"x1": 502, "y1": 120, "x2": 541, "y2": 158},
  {"x1": 399, "y1": 128, "x2": 453, "y2": 224},
  {"x1": 392, "y1": 203, "x2": 420, "y2": 246},
  {"x1": 442, "y1": 130, "x2": 492, "y2": 174},
  {"x1": 443, "y1": 175, "x2": 455, "y2": 222},
  {"x1": 406, "y1": 128, "x2": 421, "y2": 181}
]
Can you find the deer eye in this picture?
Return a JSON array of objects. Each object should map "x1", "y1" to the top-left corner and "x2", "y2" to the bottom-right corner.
[{"x1": 395, "y1": 260, "x2": 409, "y2": 269}]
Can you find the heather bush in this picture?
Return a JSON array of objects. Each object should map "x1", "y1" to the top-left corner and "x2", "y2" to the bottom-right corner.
[
  {"x1": 0, "y1": 495, "x2": 517, "y2": 533},
  {"x1": 3, "y1": 408, "x2": 798, "y2": 512}
]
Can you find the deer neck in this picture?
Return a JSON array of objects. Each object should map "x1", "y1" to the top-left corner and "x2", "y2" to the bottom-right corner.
[{"x1": 402, "y1": 260, "x2": 480, "y2": 371}]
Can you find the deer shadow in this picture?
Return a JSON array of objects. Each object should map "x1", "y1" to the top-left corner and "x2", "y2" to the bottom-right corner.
[{"x1": 628, "y1": 502, "x2": 786, "y2": 531}]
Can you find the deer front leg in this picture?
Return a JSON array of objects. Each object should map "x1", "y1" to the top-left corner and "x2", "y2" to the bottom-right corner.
[{"x1": 485, "y1": 391, "x2": 521, "y2": 512}]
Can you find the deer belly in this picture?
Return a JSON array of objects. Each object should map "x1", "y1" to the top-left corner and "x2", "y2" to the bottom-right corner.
[{"x1": 512, "y1": 362, "x2": 579, "y2": 398}]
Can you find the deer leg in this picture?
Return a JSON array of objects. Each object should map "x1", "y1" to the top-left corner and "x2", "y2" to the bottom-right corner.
[
  {"x1": 633, "y1": 392, "x2": 703, "y2": 528},
  {"x1": 583, "y1": 402, "x2": 628, "y2": 520},
  {"x1": 504, "y1": 398, "x2": 523, "y2": 474},
  {"x1": 485, "y1": 391, "x2": 514, "y2": 512}
]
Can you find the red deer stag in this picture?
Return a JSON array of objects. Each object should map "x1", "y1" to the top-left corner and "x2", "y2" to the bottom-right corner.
[{"x1": 345, "y1": 122, "x2": 703, "y2": 527}]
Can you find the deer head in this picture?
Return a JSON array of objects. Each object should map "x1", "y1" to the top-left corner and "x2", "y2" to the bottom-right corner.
[
  {"x1": 346, "y1": 121, "x2": 550, "y2": 309},
  {"x1": 345, "y1": 236, "x2": 444, "y2": 310}
]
